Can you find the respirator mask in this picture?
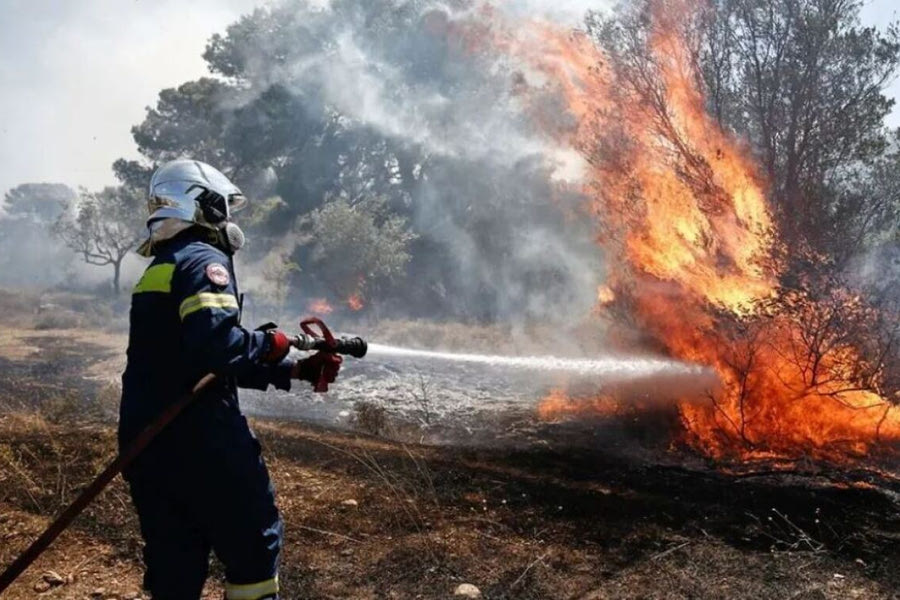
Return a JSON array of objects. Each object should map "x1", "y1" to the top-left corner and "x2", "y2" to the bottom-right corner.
[{"x1": 193, "y1": 186, "x2": 247, "y2": 254}]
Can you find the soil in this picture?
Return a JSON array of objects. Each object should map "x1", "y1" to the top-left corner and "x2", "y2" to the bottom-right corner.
[{"x1": 1, "y1": 321, "x2": 899, "y2": 599}]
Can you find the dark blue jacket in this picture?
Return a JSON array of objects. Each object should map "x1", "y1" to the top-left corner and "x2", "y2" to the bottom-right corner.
[{"x1": 119, "y1": 230, "x2": 292, "y2": 447}]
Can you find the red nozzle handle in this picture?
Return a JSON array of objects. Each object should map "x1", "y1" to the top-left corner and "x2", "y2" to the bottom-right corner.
[
  {"x1": 300, "y1": 316, "x2": 336, "y2": 347},
  {"x1": 300, "y1": 317, "x2": 336, "y2": 392}
]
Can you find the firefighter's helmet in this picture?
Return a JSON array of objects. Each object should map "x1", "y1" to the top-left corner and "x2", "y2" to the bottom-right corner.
[
  {"x1": 147, "y1": 159, "x2": 247, "y2": 227},
  {"x1": 139, "y1": 159, "x2": 247, "y2": 256}
]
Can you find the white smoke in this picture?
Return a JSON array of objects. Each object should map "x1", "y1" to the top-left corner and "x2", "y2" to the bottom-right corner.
[
  {"x1": 276, "y1": 5, "x2": 591, "y2": 180},
  {"x1": 228, "y1": 0, "x2": 609, "y2": 323}
]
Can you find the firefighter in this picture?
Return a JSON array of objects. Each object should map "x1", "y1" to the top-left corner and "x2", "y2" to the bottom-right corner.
[{"x1": 119, "y1": 159, "x2": 339, "y2": 599}]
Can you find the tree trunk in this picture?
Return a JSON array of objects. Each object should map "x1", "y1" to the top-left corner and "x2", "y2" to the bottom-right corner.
[{"x1": 113, "y1": 260, "x2": 122, "y2": 296}]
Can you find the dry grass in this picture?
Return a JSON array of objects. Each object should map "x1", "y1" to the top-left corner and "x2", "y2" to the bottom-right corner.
[
  {"x1": 0, "y1": 289, "x2": 127, "y2": 332},
  {"x1": 2, "y1": 411, "x2": 898, "y2": 599},
  {"x1": 0, "y1": 296, "x2": 898, "y2": 598}
]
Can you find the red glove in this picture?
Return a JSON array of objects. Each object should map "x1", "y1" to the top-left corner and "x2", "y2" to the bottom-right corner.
[
  {"x1": 293, "y1": 352, "x2": 343, "y2": 391},
  {"x1": 261, "y1": 330, "x2": 292, "y2": 364}
]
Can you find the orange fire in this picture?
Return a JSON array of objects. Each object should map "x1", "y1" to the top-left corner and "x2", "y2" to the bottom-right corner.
[
  {"x1": 471, "y1": 0, "x2": 900, "y2": 462},
  {"x1": 596, "y1": 285, "x2": 615, "y2": 306},
  {"x1": 307, "y1": 298, "x2": 334, "y2": 315},
  {"x1": 347, "y1": 293, "x2": 364, "y2": 311},
  {"x1": 537, "y1": 389, "x2": 620, "y2": 421}
]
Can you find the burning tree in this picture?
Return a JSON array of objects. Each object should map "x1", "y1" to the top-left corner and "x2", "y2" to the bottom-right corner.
[
  {"x1": 510, "y1": 0, "x2": 900, "y2": 462},
  {"x1": 696, "y1": 0, "x2": 900, "y2": 267}
]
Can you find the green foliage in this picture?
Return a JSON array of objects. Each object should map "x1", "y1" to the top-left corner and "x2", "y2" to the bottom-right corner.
[
  {"x1": 131, "y1": 78, "x2": 238, "y2": 169},
  {"x1": 112, "y1": 158, "x2": 155, "y2": 190},
  {"x1": 259, "y1": 251, "x2": 302, "y2": 313},
  {"x1": 132, "y1": 1, "x2": 427, "y2": 218},
  {"x1": 305, "y1": 195, "x2": 417, "y2": 302},
  {"x1": 2, "y1": 183, "x2": 73, "y2": 223}
]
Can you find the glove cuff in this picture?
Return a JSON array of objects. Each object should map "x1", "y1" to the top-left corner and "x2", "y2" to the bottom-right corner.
[{"x1": 262, "y1": 330, "x2": 292, "y2": 363}]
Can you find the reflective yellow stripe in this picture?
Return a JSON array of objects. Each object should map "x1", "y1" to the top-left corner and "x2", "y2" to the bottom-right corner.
[
  {"x1": 133, "y1": 263, "x2": 175, "y2": 294},
  {"x1": 178, "y1": 292, "x2": 239, "y2": 320},
  {"x1": 225, "y1": 576, "x2": 279, "y2": 600}
]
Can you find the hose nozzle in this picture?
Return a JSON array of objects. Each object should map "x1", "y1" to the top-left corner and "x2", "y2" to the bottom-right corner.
[
  {"x1": 291, "y1": 333, "x2": 367, "y2": 358},
  {"x1": 290, "y1": 317, "x2": 368, "y2": 358}
]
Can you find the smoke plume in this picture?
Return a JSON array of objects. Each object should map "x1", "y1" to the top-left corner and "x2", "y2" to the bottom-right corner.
[{"x1": 221, "y1": 0, "x2": 611, "y2": 325}]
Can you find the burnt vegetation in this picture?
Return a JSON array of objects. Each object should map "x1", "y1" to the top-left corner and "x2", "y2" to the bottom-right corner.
[{"x1": 1, "y1": 323, "x2": 900, "y2": 598}]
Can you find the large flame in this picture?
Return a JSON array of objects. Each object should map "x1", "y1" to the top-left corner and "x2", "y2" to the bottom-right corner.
[{"x1": 462, "y1": 1, "x2": 900, "y2": 462}]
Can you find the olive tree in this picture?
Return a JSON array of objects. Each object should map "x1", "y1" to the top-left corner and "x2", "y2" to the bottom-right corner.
[{"x1": 53, "y1": 186, "x2": 145, "y2": 295}]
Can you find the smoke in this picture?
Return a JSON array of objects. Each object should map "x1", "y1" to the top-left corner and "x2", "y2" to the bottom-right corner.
[
  {"x1": 227, "y1": 0, "x2": 610, "y2": 324},
  {"x1": 0, "y1": 0, "x2": 258, "y2": 197},
  {"x1": 279, "y1": 15, "x2": 578, "y2": 173},
  {"x1": 0, "y1": 0, "x2": 258, "y2": 290}
]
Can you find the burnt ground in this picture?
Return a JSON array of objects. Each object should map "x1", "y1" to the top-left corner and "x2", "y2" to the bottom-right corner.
[{"x1": 0, "y1": 318, "x2": 899, "y2": 598}]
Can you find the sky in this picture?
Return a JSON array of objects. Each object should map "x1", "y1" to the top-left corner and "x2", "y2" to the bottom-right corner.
[
  {"x1": 0, "y1": 0, "x2": 899, "y2": 199},
  {"x1": 0, "y1": 0, "x2": 260, "y2": 198}
]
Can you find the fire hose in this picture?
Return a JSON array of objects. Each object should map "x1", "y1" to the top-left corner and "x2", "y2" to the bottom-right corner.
[{"x1": 0, "y1": 317, "x2": 366, "y2": 594}]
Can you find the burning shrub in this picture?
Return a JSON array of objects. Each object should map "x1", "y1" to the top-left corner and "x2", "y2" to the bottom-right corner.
[{"x1": 518, "y1": 0, "x2": 900, "y2": 463}]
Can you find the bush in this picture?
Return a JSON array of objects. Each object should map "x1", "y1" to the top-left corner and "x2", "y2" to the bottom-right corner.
[
  {"x1": 352, "y1": 400, "x2": 389, "y2": 436},
  {"x1": 33, "y1": 311, "x2": 82, "y2": 330},
  {"x1": 305, "y1": 196, "x2": 417, "y2": 304}
]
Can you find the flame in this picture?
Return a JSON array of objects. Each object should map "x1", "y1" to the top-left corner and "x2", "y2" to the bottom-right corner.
[
  {"x1": 347, "y1": 293, "x2": 364, "y2": 311},
  {"x1": 307, "y1": 298, "x2": 334, "y2": 315},
  {"x1": 596, "y1": 285, "x2": 616, "y2": 305},
  {"x1": 482, "y1": 0, "x2": 900, "y2": 463},
  {"x1": 537, "y1": 389, "x2": 619, "y2": 421}
]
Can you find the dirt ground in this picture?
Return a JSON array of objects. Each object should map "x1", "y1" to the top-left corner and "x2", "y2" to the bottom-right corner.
[{"x1": 1, "y1": 300, "x2": 899, "y2": 599}]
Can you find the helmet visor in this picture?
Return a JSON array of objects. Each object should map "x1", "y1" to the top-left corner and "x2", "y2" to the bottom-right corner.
[{"x1": 228, "y1": 193, "x2": 247, "y2": 214}]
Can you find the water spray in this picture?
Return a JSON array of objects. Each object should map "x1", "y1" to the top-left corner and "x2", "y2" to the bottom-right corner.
[{"x1": 365, "y1": 343, "x2": 708, "y2": 380}]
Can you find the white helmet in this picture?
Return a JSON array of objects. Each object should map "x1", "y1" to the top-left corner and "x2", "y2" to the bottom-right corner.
[
  {"x1": 139, "y1": 159, "x2": 247, "y2": 256},
  {"x1": 147, "y1": 159, "x2": 247, "y2": 226}
]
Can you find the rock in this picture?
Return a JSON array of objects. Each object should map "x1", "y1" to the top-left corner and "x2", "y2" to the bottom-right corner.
[
  {"x1": 454, "y1": 583, "x2": 482, "y2": 598},
  {"x1": 341, "y1": 499, "x2": 359, "y2": 508},
  {"x1": 33, "y1": 580, "x2": 52, "y2": 593},
  {"x1": 91, "y1": 588, "x2": 107, "y2": 598},
  {"x1": 42, "y1": 570, "x2": 66, "y2": 586}
]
